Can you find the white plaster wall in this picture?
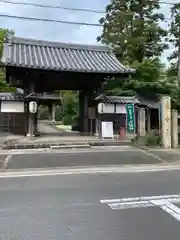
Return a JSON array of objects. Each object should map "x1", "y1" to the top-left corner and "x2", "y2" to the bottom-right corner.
[{"x1": 1, "y1": 101, "x2": 25, "y2": 113}]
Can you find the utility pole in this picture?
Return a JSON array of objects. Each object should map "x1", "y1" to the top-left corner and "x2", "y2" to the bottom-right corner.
[{"x1": 177, "y1": 37, "x2": 180, "y2": 86}]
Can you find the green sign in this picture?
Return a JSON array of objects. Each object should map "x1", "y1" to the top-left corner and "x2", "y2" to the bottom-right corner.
[{"x1": 126, "y1": 103, "x2": 135, "y2": 133}]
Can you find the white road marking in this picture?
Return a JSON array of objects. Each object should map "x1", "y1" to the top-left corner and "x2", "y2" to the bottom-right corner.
[
  {"x1": 1, "y1": 155, "x2": 12, "y2": 169},
  {"x1": 1, "y1": 164, "x2": 180, "y2": 178},
  {"x1": 100, "y1": 194, "x2": 180, "y2": 203},
  {"x1": 109, "y1": 201, "x2": 153, "y2": 210},
  {"x1": 138, "y1": 148, "x2": 166, "y2": 163},
  {"x1": 101, "y1": 194, "x2": 180, "y2": 222},
  {"x1": 160, "y1": 202, "x2": 180, "y2": 221}
]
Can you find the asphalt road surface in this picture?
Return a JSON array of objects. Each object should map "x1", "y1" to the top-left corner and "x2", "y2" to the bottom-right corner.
[
  {"x1": 1, "y1": 170, "x2": 180, "y2": 239},
  {"x1": 5, "y1": 146, "x2": 180, "y2": 169},
  {"x1": 5, "y1": 147, "x2": 165, "y2": 169}
]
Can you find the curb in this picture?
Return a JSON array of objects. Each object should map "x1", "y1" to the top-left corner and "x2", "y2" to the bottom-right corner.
[
  {"x1": 50, "y1": 144, "x2": 90, "y2": 149},
  {"x1": 2, "y1": 140, "x2": 131, "y2": 150}
]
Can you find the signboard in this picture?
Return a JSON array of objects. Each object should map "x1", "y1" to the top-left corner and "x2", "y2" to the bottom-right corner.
[
  {"x1": 126, "y1": 103, "x2": 135, "y2": 133},
  {"x1": 101, "y1": 194, "x2": 180, "y2": 222},
  {"x1": 101, "y1": 121, "x2": 114, "y2": 139}
]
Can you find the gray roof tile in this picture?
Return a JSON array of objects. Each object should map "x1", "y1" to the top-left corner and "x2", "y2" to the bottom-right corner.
[
  {"x1": 95, "y1": 95, "x2": 140, "y2": 104},
  {"x1": 0, "y1": 92, "x2": 24, "y2": 101},
  {"x1": 25, "y1": 92, "x2": 61, "y2": 101},
  {"x1": 2, "y1": 36, "x2": 135, "y2": 74}
]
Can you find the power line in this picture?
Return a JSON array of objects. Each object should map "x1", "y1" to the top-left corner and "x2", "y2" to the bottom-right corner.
[
  {"x1": 0, "y1": 0, "x2": 105, "y2": 14},
  {"x1": 0, "y1": 0, "x2": 175, "y2": 26},
  {"x1": 0, "y1": 14, "x2": 102, "y2": 26},
  {"x1": 0, "y1": 0, "x2": 177, "y2": 14},
  {"x1": 0, "y1": 13, "x2": 174, "y2": 24}
]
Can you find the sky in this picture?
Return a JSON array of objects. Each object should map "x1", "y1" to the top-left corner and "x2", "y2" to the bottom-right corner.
[{"x1": 0, "y1": 0, "x2": 179, "y2": 65}]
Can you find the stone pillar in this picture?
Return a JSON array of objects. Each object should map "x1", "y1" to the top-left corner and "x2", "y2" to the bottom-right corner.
[
  {"x1": 171, "y1": 109, "x2": 178, "y2": 148},
  {"x1": 52, "y1": 104, "x2": 56, "y2": 122},
  {"x1": 161, "y1": 96, "x2": 171, "y2": 148},
  {"x1": 138, "y1": 108, "x2": 146, "y2": 136}
]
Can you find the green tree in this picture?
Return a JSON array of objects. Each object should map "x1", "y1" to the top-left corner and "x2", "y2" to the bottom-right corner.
[
  {"x1": 97, "y1": 0, "x2": 168, "y2": 64},
  {"x1": 97, "y1": 0, "x2": 169, "y2": 99},
  {"x1": 0, "y1": 28, "x2": 15, "y2": 92},
  {"x1": 58, "y1": 91, "x2": 79, "y2": 125},
  {"x1": 168, "y1": 3, "x2": 180, "y2": 84}
]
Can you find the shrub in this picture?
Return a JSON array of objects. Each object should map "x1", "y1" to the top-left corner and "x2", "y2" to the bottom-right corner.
[{"x1": 132, "y1": 130, "x2": 161, "y2": 146}]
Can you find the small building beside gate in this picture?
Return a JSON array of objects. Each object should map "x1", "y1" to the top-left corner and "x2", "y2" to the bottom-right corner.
[
  {"x1": 94, "y1": 95, "x2": 139, "y2": 136},
  {"x1": 0, "y1": 92, "x2": 61, "y2": 135},
  {"x1": 0, "y1": 92, "x2": 26, "y2": 134},
  {"x1": 93, "y1": 94, "x2": 160, "y2": 137}
]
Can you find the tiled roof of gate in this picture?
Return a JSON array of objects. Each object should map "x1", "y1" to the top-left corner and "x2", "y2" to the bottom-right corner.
[
  {"x1": 25, "y1": 92, "x2": 61, "y2": 101},
  {"x1": 1, "y1": 36, "x2": 135, "y2": 74},
  {"x1": 95, "y1": 95, "x2": 140, "y2": 104}
]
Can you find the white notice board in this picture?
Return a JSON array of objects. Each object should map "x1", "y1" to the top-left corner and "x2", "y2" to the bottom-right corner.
[{"x1": 101, "y1": 121, "x2": 114, "y2": 139}]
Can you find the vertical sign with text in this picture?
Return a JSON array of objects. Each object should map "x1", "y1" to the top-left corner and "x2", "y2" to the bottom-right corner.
[{"x1": 126, "y1": 103, "x2": 135, "y2": 133}]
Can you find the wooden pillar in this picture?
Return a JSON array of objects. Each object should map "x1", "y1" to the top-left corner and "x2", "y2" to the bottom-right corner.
[
  {"x1": 171, "y1": 109, "x2": 178, "y2": 148},
  {"x1": 147, "y1": 108, "x2": 151, "y2": 133},
  {"x1": 26, "y1": 83, "x2": 35, "y2": 138},
  {"x1": 48, "y1": 105, "x2": 52, "y2": 121},
  {"x1": 95, "y1": 86, "x2": 104, "y2": 136},
  {"x1": 138, "y1": 108, "x2": 146, "y2": 136},
  {"x1": 51, "y1": 104, "x2": 56, "y2": 122},
  {"x1": 33, "y1": 102, "x2": 39, "y2": 136},
  {"x1": 33, "y1": 111, "x2": 38, "y2": 135},
  {"x1": 78, "y1": 91, "x2": 83, "y2": 133},
  {"x1": 79, "y1": 91, "x2": 88, "y2": 133}
]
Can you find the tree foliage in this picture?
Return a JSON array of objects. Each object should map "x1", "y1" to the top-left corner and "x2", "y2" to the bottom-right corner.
[
  {"x1": 0, "y1": 28, "x2": 15, "y2": 92},
  {"x1": 97, "y1": 0, "x2": 169, "y2": 99},
  {"x1": 167, "y1": 3, "x2": 180, "y2": 84},
  {"x1": 58, "y1": 91, "x2": 79, "y2": 125},
  {"x1": 97, "y1": 0, "x2": 168, "y2": 64}
]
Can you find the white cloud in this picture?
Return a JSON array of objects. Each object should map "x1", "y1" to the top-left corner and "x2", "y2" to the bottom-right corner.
[{"x1": 0, "y1": 0, "x2": 107, "y2": 43}]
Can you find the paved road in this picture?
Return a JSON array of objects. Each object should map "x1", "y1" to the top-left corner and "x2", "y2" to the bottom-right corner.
[
  {"x1": 5, "y1": 146, "x2": 180, "y2": 169},
  {"x1": 1, "y1": 170, "x2": 180, "y2": 239},
  {"x1": 6, "y1": 146, "x2": 164, "y2": 169}
]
